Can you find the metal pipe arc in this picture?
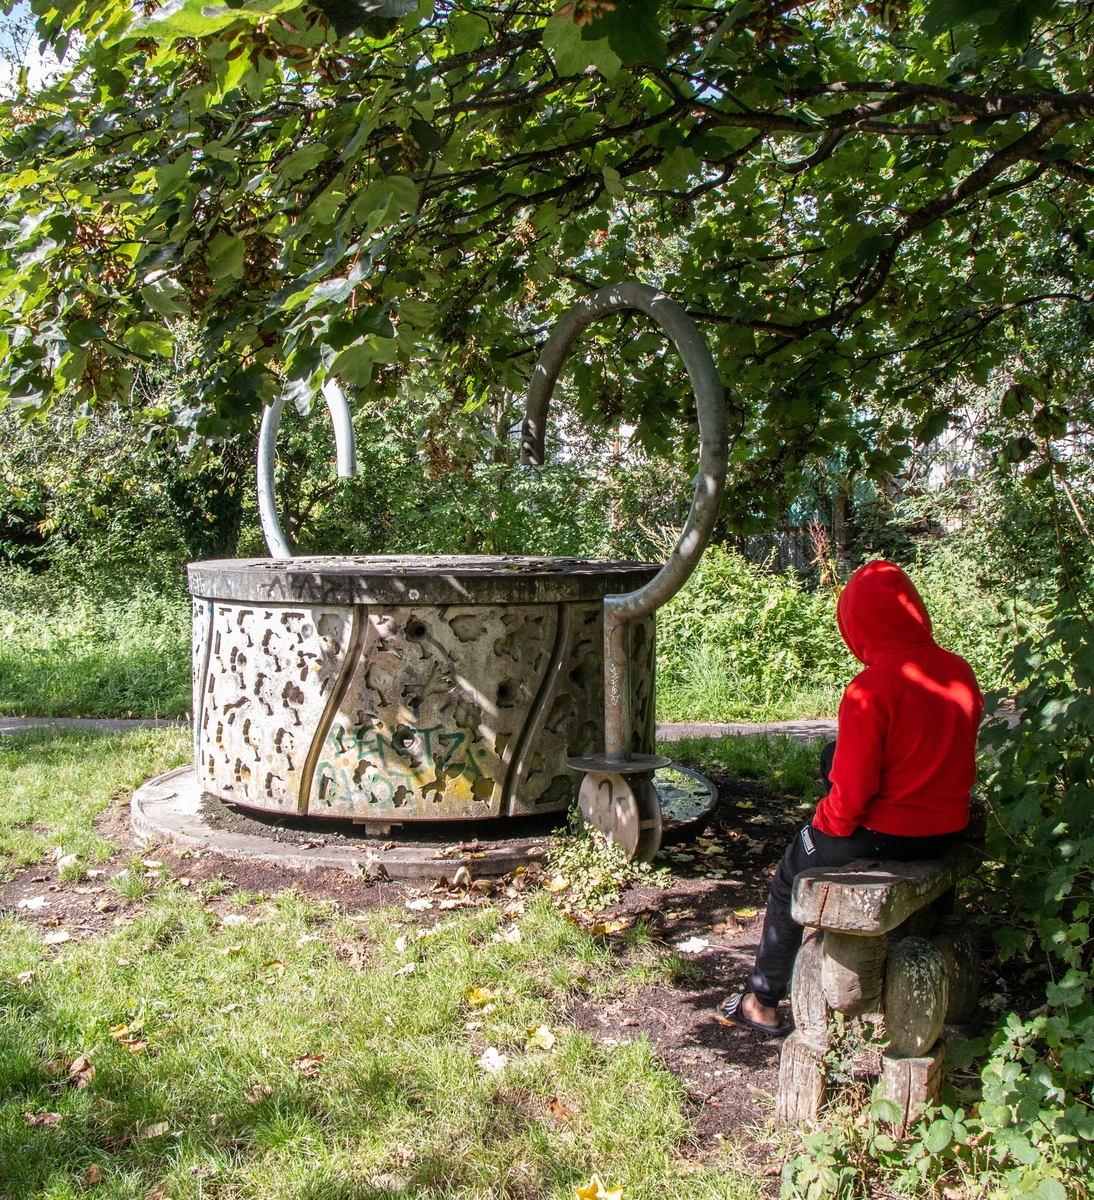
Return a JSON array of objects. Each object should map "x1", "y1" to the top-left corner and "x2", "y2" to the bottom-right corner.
[
  {"x1": 521, "y1": 281, "x2": 728, "y2": 623},
  {"x1": 257, "y1": 379, "x2": 359, "y2": 560}
]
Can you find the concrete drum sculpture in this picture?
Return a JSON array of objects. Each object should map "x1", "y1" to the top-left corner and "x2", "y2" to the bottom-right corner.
[{"x1": 185, "y1": 280, "x2": 729, "y2": 861}]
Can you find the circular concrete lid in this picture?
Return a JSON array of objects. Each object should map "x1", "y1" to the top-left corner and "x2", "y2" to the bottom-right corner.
[{"x1": 188, "y1": 555, "x2": 659, "y2": 606}]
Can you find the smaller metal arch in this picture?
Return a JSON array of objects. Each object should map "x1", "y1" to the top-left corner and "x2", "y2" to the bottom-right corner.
[
  {"x1": 521, "y1": 280, "x2": 728, "y2": 760},
  {"x1": 257, "y1": 379, "x2": 359, "y2": 560}
]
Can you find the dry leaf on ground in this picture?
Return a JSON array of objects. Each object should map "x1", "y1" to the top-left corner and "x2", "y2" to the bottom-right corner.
[
  {"x1": 23, "y1": 1111, "x2": 64, "y2": 1126},
  {"x1": 395, "y1": 962, "x2": 417, "y2": 977},
  {"x1": 137, "y1": 1122, "x2": 170, "y2": 1139},
  {"x1": 548, "y1": 1096, "x2": 572, "y2": 1122},
  {"x1": 546, "y1": 875, "x2": 570, "y2": 892},
  {"x1": 574, "y1": 1175, "x2": 624, "y2": 1200},
  {"x1": 81, "y1": 1164, "x2": 102, "y2": 1186},
  {"x1": 465, "y1": 986, "x2": 496, "y2": 1007},
  {"x1": 18, "y1": 896, "x2": 48, "y2": 910},
  {"x1": 245, "y1": 1083, "x2": 273, "y2": 1104},
  {"x1": 590, "y1": 919, "x2": 630, "y2": 937},
  {"x1": 525, "y1": 1025, "x2": 556, "y2": 1051},
  {"x1": 68, "y1": 1056, "x2": 96, "y2": 1088},
  {"x1": 291, "y1": 1053, "x2": 324, "y2": 1078},
  {"x1": 405, "y1": 897, "x2": 433, "y2": 911},
  {"x1": 674, "y1": 937, "x2": 709, "y2": 954},
  {"x1": 43, "y1": 930, "x2": 71, "y2": 946}
]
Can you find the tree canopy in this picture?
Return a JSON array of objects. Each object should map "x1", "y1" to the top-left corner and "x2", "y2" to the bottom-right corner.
[{"x1": 2, "y1": 0, "x2": 1093, "y2": 525}]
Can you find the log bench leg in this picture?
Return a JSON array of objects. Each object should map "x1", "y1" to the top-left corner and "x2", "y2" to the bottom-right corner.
[
  {"x1": 822, "y1": 931, "x2": 887, "y2": 1015},
  {"x1": 777, "y1": 1031, "x2": 827, "y2": 1124},
  {"x1": 778, "y1": 929, "x2": 829, "y2": 1124},
  {"x1": 880, "y1": 1042, "x2": 947, "y2": 1136}
]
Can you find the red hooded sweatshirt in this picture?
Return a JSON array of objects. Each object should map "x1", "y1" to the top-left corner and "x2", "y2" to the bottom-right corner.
[{"x1": 812, "y1": 560, "x2": 983, "y2": 839}]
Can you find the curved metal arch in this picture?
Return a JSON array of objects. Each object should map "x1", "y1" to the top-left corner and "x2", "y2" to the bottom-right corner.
[
  {"x1": 258, "y1": 379, "x2": 359, "y2": 560},
  {"x1": 521, "y1": 281, "x2": 728, "y2": 759}
]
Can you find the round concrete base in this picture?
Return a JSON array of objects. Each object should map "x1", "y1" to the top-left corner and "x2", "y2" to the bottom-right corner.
[
  {"x1": 131, "y1": 766, "x2": 552, "y2": 881},
  {"x1": 131, "y1": 762, "x2": 720, "y2": 882}
]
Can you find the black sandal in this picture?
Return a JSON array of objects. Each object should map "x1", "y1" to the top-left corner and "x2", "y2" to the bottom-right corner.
[{"x1": 717, "y1": 991, "x2": 793, "y2": 1036}]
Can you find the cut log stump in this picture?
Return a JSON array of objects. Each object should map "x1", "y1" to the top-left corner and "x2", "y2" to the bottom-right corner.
[
  {"x1": 822, "y1": 931, "x2": 886, "y2": 1016},
  {"x1": 791, "y1": 928, "x2": 830, "y2": 1052},
  {"x1": 776, "y1": 1031, "x2": 827, "y2": 1124},
  {"x1": 880, "y1": 1042, "x2": 947, "y2": 1136},
  {"x1": 930, "y1": 916, "x2": 981, "y2": 1025},
  {"x1": 884, "y1": 937, "x2": 947, "y2": 1058}
]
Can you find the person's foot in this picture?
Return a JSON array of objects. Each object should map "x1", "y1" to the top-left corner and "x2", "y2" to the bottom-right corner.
[{"x1": 741, "y1": 991, "x2": 783, "y2": 1029}]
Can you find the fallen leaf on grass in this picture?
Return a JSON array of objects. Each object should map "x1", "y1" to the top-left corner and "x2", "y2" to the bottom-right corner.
[
  {"x1": 546, "y1": 875, "x2": 570, "y2": 892},
  {"x1": 465, "y1": 986, "x2": 496, "y2": 1007},
  {"x1": 438, "y1": 896, "x2": 470, "y2": 910},
  {"x1": 492, "y1": 925, "x2": 521, "y2": 944},
  {"x1": 110, "y1": 1022, "x2": 148, "y2": 1055},
  {"x1": 245, "y1": 1083, "x2": 273, "y2": 1104},
  {"x1": 394, "y1": 935, "x2": 408, "y2": 952},
  {"x1": 81, "y1": 1164, "x2": 102, "y2": 1186},
  {"x1": 394, "y1": 962, "x2": 417, "y2": 976},
  {"x1": 590, "y1": 919, "x2": 630, "y2": 937},
  {"x1": 43, "y1": 930, "x2": 71, "y2": 946},
  {"x1": 452, "y1": 866, "x2": 472, "y2": 889},
  {"x1": 23, "y1": 1111, "x2": 64, "y2": 1126},
  {"x1": 405, "y1": 897, "x2": 433, "y2": 911},
  {"x1": 674, "y1": 937, "x2": 709, "y2": 954},
  {"x1": 18, "y1": 896, "x2": 48, "y2": 910},
  {"x1": 220, "y1": 945, "x2": 245, "y2": 956},
  {"x1": 734, "y1": 908, "x2": 759, "y2": 919},
  {"x1": 138, "y1": 1122, "x2": 170, "y2": 1139},
  {"x1": 291, "y1": 1053, "x2": 324, "y2": 1078},
  {"x1": 68, "y1": 1056, "x2": 95, "y2": 1088},
  {"x1": 16, "y1": 970, "x2": 36, "y2": 986},
  {"x1": 574, "y1": 1175, "x2": 624, "y2": 1200},
  {"x1": 548, "y1": 1096, "x2": 571, "y2": 1122},
  {"x1": 221, "y1": 913, "x2": 248, "y2": 926},
  {"x1": 143, "y1": 1190, "x2": 166, "y2": 1200},
  {"x1": 525, "y1": 1025, "x2": 556, "y2": 1051},
  {"x1": 478, "y1": 1047, "x2": 508, "y2": 1074},
  {"x1": 393, "y1": 1143, "x2": 415, "y2": 1168},
  {"x1": 295, "y1": 934, "x2": 321, "y2": 948}
]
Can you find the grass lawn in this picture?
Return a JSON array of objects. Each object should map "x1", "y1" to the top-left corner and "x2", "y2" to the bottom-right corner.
[{"x1": 0, "y1": 728, "x2": 789, "y2": 1199}]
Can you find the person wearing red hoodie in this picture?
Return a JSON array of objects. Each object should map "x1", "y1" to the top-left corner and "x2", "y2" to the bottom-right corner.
[{"x1": 719, "y1": 559, "x2": 984, "y2": 1035}]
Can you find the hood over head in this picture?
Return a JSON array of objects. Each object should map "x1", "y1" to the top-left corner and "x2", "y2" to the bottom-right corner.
[{"x1": 836, "y1": 560, "x2": 934, "y2": 665}]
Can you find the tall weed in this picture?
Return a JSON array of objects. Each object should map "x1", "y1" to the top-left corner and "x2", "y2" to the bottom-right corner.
[{"x1": 0, "y1": 573, "x2": 191, "y2": 717}]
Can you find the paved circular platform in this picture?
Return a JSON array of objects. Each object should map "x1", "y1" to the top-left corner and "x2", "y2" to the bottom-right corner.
[
  {"x1": 131, "y1": 766, "x2": 553, "y2": 881},
  {"x1": 131, "y1": 762, "x2": 720, "y2": 881}
]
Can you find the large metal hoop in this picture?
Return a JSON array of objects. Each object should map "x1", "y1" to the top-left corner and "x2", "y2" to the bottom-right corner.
[
  {"x1": 521, "y1": 281, "x2": 728, "y2": 759},
  {"x1": 257, "y1": 379, "x2": 358, "y2": 559}
]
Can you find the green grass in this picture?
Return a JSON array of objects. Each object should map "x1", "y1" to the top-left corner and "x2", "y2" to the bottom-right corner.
[
  {"x1": 665, "y1": 733, "x2": 827, "y2": 807},
  {"x1": 0, "y1": 728, "x2": 764, "y2": 1199},
  {"x1": 0, "y1": 588, "x2": 192, "y2": 719}
]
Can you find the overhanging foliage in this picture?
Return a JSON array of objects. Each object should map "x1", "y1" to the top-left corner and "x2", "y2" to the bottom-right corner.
[{"x1": 1, "y1": 0, "x2": 1093, "y2": 524}]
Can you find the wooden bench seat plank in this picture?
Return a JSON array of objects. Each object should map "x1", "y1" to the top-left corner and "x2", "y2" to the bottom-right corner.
[{"x1": 790, "y1": 843, "x2": 982, "y2": 934}]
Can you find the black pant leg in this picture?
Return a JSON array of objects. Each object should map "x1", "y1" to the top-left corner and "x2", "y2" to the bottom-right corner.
[{"x1": 748, "y1": 825, "x2": 817, "y2": 1008}]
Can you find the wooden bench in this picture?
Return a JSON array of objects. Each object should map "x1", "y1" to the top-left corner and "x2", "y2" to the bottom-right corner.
[{"x1": 776, "y1": 842, "x2": 982, "y2": 1132}]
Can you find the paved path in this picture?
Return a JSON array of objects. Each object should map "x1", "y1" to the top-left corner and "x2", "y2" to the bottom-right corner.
[
  {"x1": 656, "y1": 719, "x2": 836, "y2": 743},
  {"x1": 0, "y1": 716, "x2": 188, "y2": 736},
  {"x1": 0, "y1": 715, "x2": 834, "y2": 741}
]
